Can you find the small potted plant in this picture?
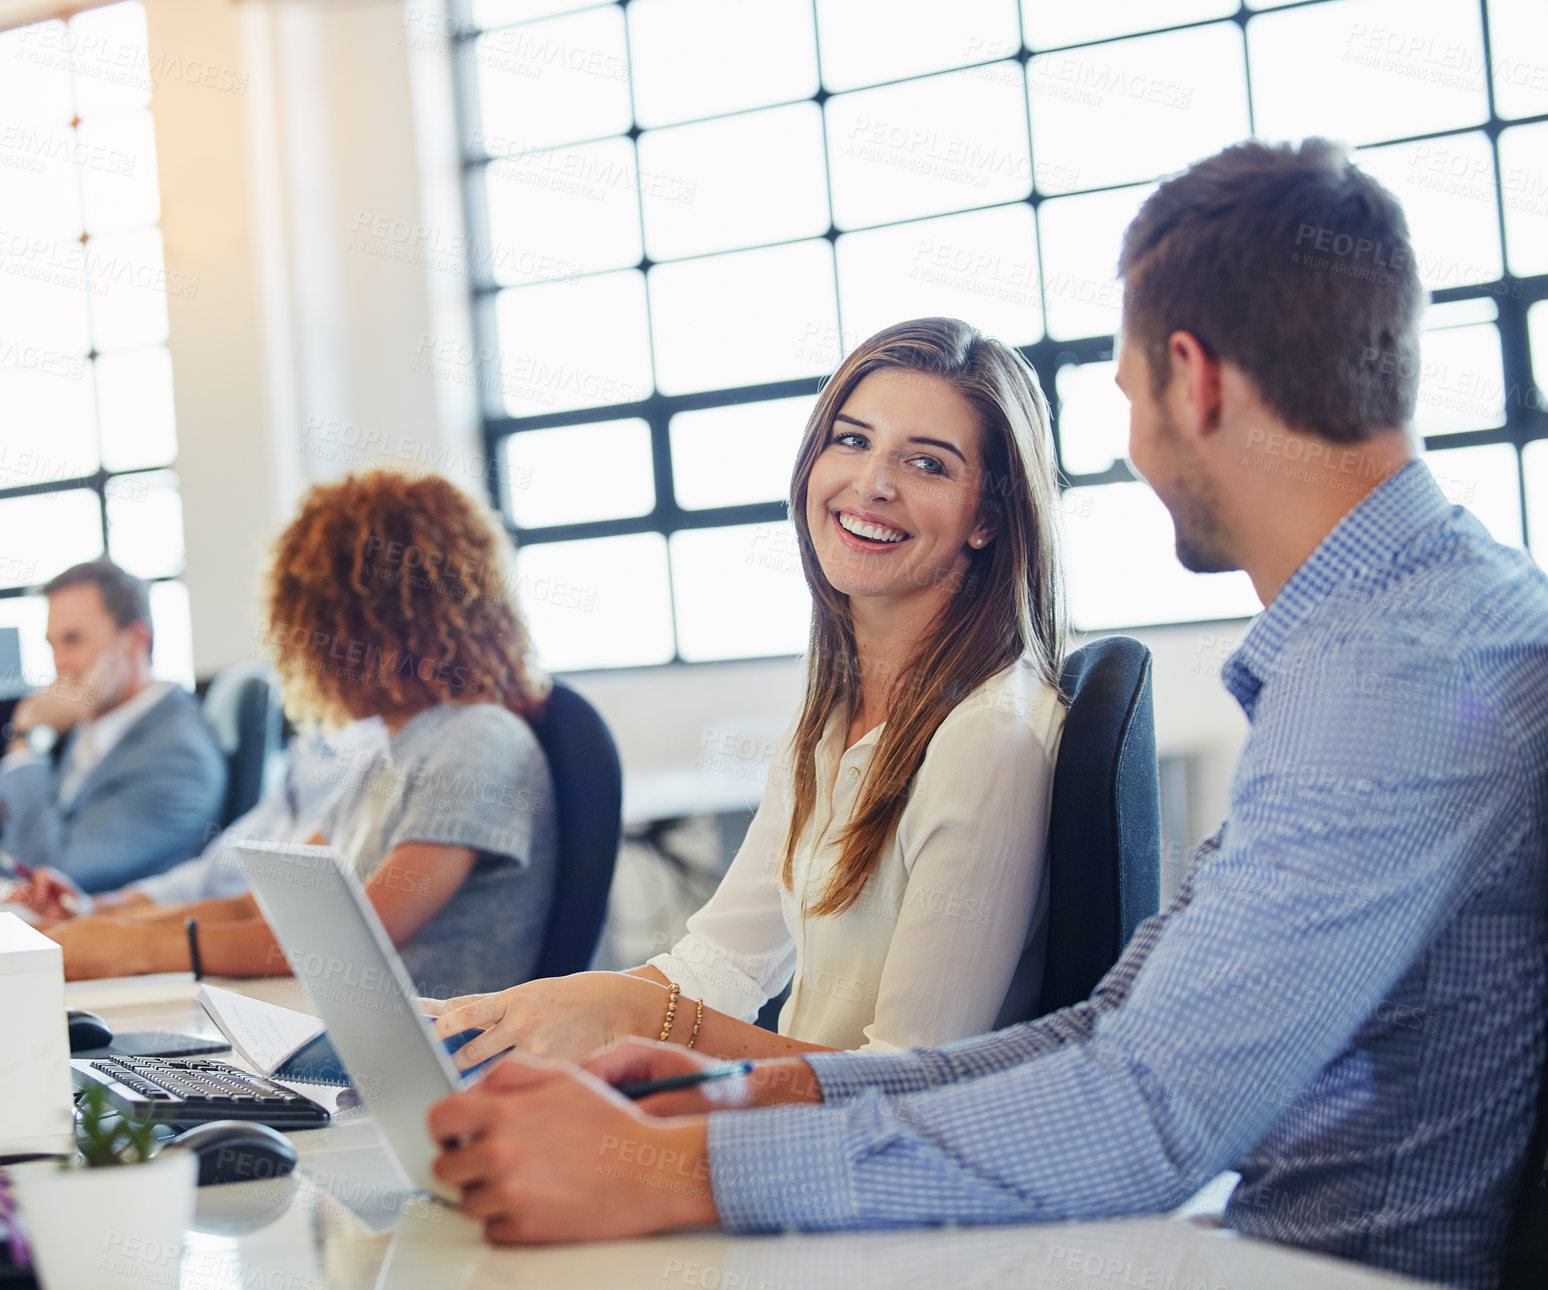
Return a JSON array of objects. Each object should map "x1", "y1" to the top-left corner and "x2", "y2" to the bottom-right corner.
[{"x1": 4, "y1": 1085, "x2": 197, "y2": 1290}]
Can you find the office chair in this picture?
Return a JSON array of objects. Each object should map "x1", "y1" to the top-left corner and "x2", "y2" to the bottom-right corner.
[
  {"x1": 994, "y1": 635, "x2": 1161, "y2": 1026},
  {"x1": 1500, "y1": 1043, "x2": 1548, "y2": 1289},
  {"x1": 525, "y1": 679, "x2": 624, "y2": 979},
  {"x1": 201, "y1": 662, "x2": 284, "y2": 829}
]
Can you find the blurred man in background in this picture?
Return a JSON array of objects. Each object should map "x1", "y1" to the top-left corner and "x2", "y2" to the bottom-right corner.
[{"x1": 0, "y1": 559, "x2": 226, "y2": 892}]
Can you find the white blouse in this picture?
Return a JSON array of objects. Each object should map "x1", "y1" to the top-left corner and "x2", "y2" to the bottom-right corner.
[{"x1": 647, "y1": 654, "x2": 1064, "y2": 1052}]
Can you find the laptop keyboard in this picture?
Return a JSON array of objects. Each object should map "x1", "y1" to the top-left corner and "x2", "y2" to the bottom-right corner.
[{"x1": 72, "y1": 1055, "x2": 331, "y2": 1127}]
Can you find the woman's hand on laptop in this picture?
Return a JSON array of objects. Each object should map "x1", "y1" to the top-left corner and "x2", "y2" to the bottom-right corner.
[
  {"x1": 426, "y1": 973, "x2": 683, "y2": 1070},
  {"x1": 586, "y1": 1040, "x2": 827, "y2": 1117},
  {"x1": 428, "y1": 1053, "x2": 717, "y2": 1242}
]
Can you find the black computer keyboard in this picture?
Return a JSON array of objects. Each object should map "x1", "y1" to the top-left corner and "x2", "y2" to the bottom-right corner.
[{"x1": 71, "y1": 1056, "x2": 331, "y2": 1128}]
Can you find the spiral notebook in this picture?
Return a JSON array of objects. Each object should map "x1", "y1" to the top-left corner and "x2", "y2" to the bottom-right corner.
[{"x1": 196, "y1": 985, "x2": 351, "y2": 1086}]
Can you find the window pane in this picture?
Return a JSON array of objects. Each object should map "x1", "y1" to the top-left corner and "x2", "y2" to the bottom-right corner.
[
  {"x1": 1524, "y1": 440, "x2": 1548, "y2": 569},
  {"x1": 107, "y1": 469, "x2": 185, "y2": 578},
  {"x1": 628, "y1": 0, "x2": 818, "y2": 129},
  {"x1": 826, "y1": 67, "x2": 1032, "y2": 230},
  {"x1": 0, "y1": 22, "x2": 73, "y2": 128},
  {"x1": 0, "y1": 356, "x2": 97, "y2": 484},
  {"x1": 480, "y1": 138, "x2": 642, "y2": 283},
  {"x1": 500, "y1": 419, "x2": 654, "y2": 527},
  {"x1": 649, "y1": 240, "x2": 838, "y2": 395},
  {"x1": 1426, "y1": 297, "x2": 1498, "y2": 328},
  {"x1": 0, "y1": 125, "x2": 83, "y2": 238},
  {"x1": 492, "y1": 269, "x2": 652, "y2": 416},
  {"x1": 1414, "y1": 322, "x2": 1505, "y2": 437},
  {"x1": 1248, "y1": 0, "x2": 1489, "y2": 147},
  {"x1": 817, "y1": 0, "x2": 1021, "y2": 93},
  {"x1": 0, "y1": 540, "x2": 42, "y2": 594},
  {"x1": 1420, "y1": 444, "x2": 1522, "y2": 548},
  {"x1": 639, "y1": 103, "x2": 829, "y2": 261},
  {"x1": 96, "y1": 345, "x2": 177, "y2": 471},
  {"x1": 4, "y1": 489, "x2": 105, "y2": 590},
  {"x1": 470, "y1": 0, "x2": 609, "y2": 28},
  {"x1": 1056, "y1": 359, "x2": 1128, "y2": 477},
  {"x1": 470, "y1": 7, "x2": 632, "y2": 153},
  {"x1": 0, "y1": 244, "x2": 92, "y2": 356},
  {"x1": 1500, "y1": 122, "x2": 1548, "y2": 279},
  {"x1": 147, "y1": 579, "x2": 194, "y2": 690},
  {"x1": 671, "y1": 396, "x2": 815, "y2": 510},
  {"x1": 0, "y1": 595, "x2": 49, "y2": 690},
  {"x1": 87, "y1": 227, "x2": 172, "y2": 352},
  {"x1": 1023, "y1": 0, "x2": 1237, "y2": 47},
  {"x1": 78, "y1": 111, "x2": 161, "y2": 236},
  {"x1": 69, "y1": 2, "x2": 152, "y2": 119},
  {"x1": 671, "y1": 522, "x2": 811, "y2": 662},
  {"x1": 1028, "y1": 23, "x2": 1248, "y2": 197},
  {"x1": 1064, "y1": 482, "x2": 1259, "y2": 629},
  {"x1": 1038, "y1": 182, "x2": 1154, "y2": 341},
  {"x1": 836, "y1": 204, "x2": 1043, "y2": 350},
  {"x1": 1489, "y1": 0, "x2": 1548, "y2": 121},
  {"x1": 1354, "y1": 133, "x2": 1501, "y2": 290},
  {"x1": 516, "y1": 533, "x2": 675, "y2": 670}
]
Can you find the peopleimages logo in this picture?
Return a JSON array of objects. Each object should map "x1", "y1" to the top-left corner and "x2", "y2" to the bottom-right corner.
[
  {"x1": 14, "y1": 21, "x2": 248, "y2": 95},
  {"x1": 0, "y1": 124, "x2": 136, "y2": 176},
  {"x1": 0, "y1": 228, "x2": 199, "y2": 299}
]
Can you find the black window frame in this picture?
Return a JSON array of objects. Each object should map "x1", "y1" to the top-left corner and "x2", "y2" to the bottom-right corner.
[{"x1": 452, "y1": 0, "x2": 1548, "y2": 670}]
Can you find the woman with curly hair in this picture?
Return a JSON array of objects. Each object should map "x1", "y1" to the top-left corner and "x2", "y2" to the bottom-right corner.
[{"x1": 43, "y1": 471, "x2": 559, "y2": 998}]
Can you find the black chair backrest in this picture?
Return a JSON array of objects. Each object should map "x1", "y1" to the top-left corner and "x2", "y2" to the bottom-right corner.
[
  {"x1": 994, "y1": 635, "x2": 1161, "y2": 1027},
  {"x1": 202, "y1": 664, "x2": 284, "y2": 828},
  {"x1": 525, "y1": 679, "x2": 624, "y2": 980},
  {"x1": 1501, "y1": 1045, "x2": 1548, "y2": 1289}
]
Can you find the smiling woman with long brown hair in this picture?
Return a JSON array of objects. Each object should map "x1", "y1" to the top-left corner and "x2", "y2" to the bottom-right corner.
[
  {"x1": 427, "y1": 317, "x2": 1069, "y2": 1065},
  {"x1": 42, "y1": 470, "x2": 560, "y2": 997}
]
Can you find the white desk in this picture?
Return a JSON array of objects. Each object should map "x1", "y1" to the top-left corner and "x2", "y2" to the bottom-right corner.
[{"x1": 62, "y1": 977, "x2": 1437, "y2": 1290}]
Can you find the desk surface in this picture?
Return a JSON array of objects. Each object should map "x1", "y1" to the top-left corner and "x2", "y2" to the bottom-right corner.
[{"x1": 59, "y1": 976, "x2": 1437, "y2": 1290}]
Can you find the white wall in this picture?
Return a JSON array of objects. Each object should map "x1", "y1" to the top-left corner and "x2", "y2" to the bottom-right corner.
[
  {"x1": 128, "y1": 0, "x2": 478, "y2": 673},
  {"x1": 129, "y1": 0, "x2": 1247, "y2": 851}
]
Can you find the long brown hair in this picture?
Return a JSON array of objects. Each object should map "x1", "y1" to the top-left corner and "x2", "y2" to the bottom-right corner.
[
  {"x1": 262, "y1": 470, "x2": 549, "y2": 729},
  {"x1": 781, "y1": 318, "x2": 1067, "y2": 916}
]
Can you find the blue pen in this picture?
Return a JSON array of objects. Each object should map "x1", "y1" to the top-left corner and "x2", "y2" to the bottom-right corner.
[{"x1": 616, "y1": 1060, "x2": 755, "y2": 1101}]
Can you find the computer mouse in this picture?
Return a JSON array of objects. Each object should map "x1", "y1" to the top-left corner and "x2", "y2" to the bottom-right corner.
[
  {"x1": 162, "y1": 1120, "x2": 299, "y2": 1187},
  {"x1": 66, "y1": 1008, "x2": 114, "y2": 1052}
]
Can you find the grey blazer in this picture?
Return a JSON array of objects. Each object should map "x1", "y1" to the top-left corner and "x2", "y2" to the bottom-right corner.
[{"x1": 0, "y1": 687, "x2": 227, "y2": 893}]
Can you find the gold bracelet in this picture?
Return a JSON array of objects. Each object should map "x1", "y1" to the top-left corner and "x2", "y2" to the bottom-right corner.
[
  {"x1": 686, "y1": 996, "x2": 704, "y2": 1050},
  {"x1": 657, "y1": 982, "x2": 681, "y2": 1044}
]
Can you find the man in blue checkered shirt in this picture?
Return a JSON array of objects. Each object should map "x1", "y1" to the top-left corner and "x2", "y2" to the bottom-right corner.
[{"x1": 429, "y1": 140, "x2": 1548, "y2": 1290}]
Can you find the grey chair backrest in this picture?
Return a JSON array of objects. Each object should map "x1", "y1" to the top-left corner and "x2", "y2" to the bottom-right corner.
[
  {"x1": 995, "y1": 635, "x2": 1161, "y2": 1027},
  {"x1": 201, "y1": 662, "x2": 284, "y2": 828},
  {"x1": 524, "y1": 680, "x2": 624, "y2": 979}
]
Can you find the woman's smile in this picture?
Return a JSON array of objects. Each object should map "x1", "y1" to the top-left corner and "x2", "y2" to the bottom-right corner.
[{"x1": 832, "y1": 509, "x2": 912, "y2": 550}]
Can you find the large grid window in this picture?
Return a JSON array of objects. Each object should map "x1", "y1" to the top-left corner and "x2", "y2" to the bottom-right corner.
[
  {"x1": 454, "y1": 0, "x2": 1548, "y2": 669},
  {"x1": 0, "y1": 1, "x2": 193, "y2": 689}
]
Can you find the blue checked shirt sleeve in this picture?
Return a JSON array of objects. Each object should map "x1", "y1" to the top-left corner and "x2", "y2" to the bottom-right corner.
[
  {"x1": 802, "y1": 875, "x2": 1195, "y2": 1102},
  {"x1": 709, "y1": 652, "x2": 1526, "y2": 1233}
]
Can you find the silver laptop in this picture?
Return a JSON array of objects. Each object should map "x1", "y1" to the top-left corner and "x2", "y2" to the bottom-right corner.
[{"x1": 236, "y1": 839, "x2": 459, "y2": 1201}]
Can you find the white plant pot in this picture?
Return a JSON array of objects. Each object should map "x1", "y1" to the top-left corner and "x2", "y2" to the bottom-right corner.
[{"x1": 9, "y1": 1150, "x2": 197, "y2": 1290}]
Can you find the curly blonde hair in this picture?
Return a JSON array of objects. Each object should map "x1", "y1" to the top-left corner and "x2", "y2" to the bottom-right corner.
[{"x1": 261, "y1": 471, "x2": 548, "y2": 729}]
